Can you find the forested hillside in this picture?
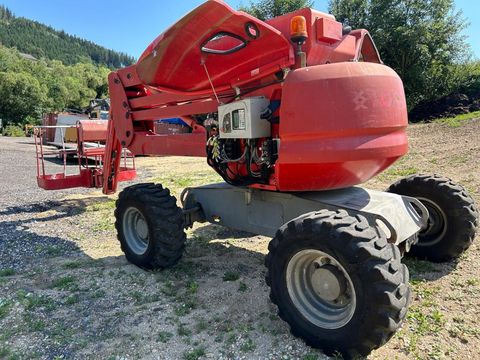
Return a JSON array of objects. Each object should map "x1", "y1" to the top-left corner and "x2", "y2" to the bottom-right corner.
[{"x1": 0, "y1": 5, "x2": 134, "y2": 68}]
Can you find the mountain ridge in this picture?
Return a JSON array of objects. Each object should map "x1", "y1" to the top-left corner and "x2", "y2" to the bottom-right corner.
[{"x1": 0, "y1": 5, "x2": 135, "y2": 69}]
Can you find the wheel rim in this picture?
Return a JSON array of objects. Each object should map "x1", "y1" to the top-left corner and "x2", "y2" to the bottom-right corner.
[
  {"x1": 123, "y1": 207, "x2": 150, "y2": 255},
  {"x1": 417, "y1": 197, "x2": 447, "y2": 247},
  {"x1": 286, "y1": 249, "x2": 356, "y2": 329}
]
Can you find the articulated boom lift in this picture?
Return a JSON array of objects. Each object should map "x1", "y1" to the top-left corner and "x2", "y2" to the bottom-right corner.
[{"x1": 36, "y1": 1, "x2": 478, "y2": 357}]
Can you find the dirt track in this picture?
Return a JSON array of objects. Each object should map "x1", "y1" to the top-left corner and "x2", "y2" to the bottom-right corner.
[{"x1": 0, "y1": 119, "x2": 479, "y2": 359}]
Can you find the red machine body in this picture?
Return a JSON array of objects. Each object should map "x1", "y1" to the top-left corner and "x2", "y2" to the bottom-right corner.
[
  {"x1": 276, "y1": 62, "x2": 407, "y2": 190},
  {"x1": 101, "y1": 0, "x2": 408, "y2": 195},
  {"x1": 38, "y1": 0, "x2": 409, "y2": 194}
]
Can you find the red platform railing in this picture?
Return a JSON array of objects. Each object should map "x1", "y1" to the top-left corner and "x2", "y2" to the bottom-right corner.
[{"x1": 34, "y1": 122, "x2": 136, "y2": 191}]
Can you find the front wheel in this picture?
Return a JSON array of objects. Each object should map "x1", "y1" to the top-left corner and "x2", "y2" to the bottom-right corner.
[
  {"x1": 388, "y1": 174, "x2": 478, "y2": 262},
  {"x1": 265, "y1": 210, "x2": 410, "y2": 358},
  {"x1": 114, "y1": 183, "x2": 186, "y2": 269}
]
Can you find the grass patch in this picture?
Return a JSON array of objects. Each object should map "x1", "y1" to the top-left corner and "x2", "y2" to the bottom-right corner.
[
  {"x1": 132, "y1": 291, "x2": 161, "y2": 305},
  {"x1": 384, "y1": 166, "x2": 419, "y2": 178},
  {"x1": 17, "y1": 291, "x2": 56, "y2": 311},
  {"x1": 238, "y1": 282, "x2": 248, "y2": 292},
  {"x1": 448, "y1": 317, "x2": 480, "y2": 340},
  {"x1": 131, "y1": 291, "x2": 143, "y2": 304},
  {"x1": 151, "y1": 172, "x2": 222, "y2": 191},
  {"x1": 157, "y1": 331, "x2": 173, "y2": 343},
  {"x1": 161, "y1": 281, "x2": 177, "y2": 298},
  {"x1": 0, "y1": 328, "x2": 15, "y2": 343},
  {"x1": 240, "y1": 337, "x2": 256, "y2": 352},
  {"x1": 87, "y1": 199, "x2": 116, "y2": 212},
  {"x1": 183, "y1": 347, "x2": 205, "y2": 360},
  {"x1": 23, "y1": 313, "x2": 46, "y2": 332},
  {"x1": 49, "y1": 322, "x2": 76, "y2": 345},
  {"x1": 177, "y1": 323, "x2": 192, "y2": 337},
  {"x1": 225, "y1": 331, "x2": 237, "y2": 346},
  {"x1": 65, "y1": 294, "x2": 80, "y2": 305},
  {"x1": 90, "y1": 289, "x2": 107, "y2": 299},
  {"x1": 406, "y1": 307, "x2": 444, "y2": 351},
  {"x1": 223, "y1": 271, "x2": 240, "y2": 282},
  {"x1": 0, "y1": 269, "x2": 15, "y2": 277},
  {"x1": 174, "y1": 299, "x2": 197, "y2": 316},
  {"x1": 0, "y1": 346, "x2": 13, "y2": 358},
  {"x1": 0, "y1": 300, "x2": 11, "y2": 319},
  {"x1": 402, "y1": 278, "x2": 444, "y2": 354},
  {"x1": 187, "y1": 280, "x2": 199, "y2": 294},
  {"x1": 92, "y1": 214, "x2": 114, "y2": 232},
  {"x1": 87, "y1": 199, "x2": 116, "y2": 232},
  {"x1": 45, "y1": 246, "x2": 63, "y2": 257},
  {"x1": 173, "y1": 178, "x2": 198, "y2": 188},
  {"x1": 375, "y1": 157, "x2": 419, "y2": 181},
  {"x1": 448, "y1": 154, "x2": 469, "y2": 165},
  {"x1": 51, "y1": 276, "x2": 79, "y2": 291},
  {"x1": 433, "y1": 110, "x2": 480, "y2": 127},
  {"x1": 170, "y1": 261, "x2": 209, "y2": 279},
  {"x1": 404, "y1": 258, "x2": 439, "y2": 277},
  {"x1": 410, "y1": 281, "x2": 440, "y2": 303},
  {"x1": 62, "y1": 261, "x2": 83, "y2": 270},
  {"x1": 302, "y1": 354, "x2": 322, "y2": 360},
  {"x1": 195, "y1": 318, "x2": 208, "y2": 333}
]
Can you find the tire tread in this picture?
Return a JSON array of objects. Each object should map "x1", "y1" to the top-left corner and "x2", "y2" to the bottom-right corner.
[
  {"x1": 265, "y1": 210, "x2": 409, "y2": 358},
  {"x1": 388, "y1": 174, "x2": 478, "y2": 261},
  {"x1": 114, "y1": 183, "x2": 186, "y2": 269}
]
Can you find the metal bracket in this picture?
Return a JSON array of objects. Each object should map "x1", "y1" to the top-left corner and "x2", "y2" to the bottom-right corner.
[{"x1": 109, "y1": 72, "x2": 135, "y2": 148}]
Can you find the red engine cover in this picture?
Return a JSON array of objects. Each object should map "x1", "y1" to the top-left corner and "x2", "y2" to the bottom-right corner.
[
  {"x1": 275, "y1": 62, "x2": 408, "y2": 191},
  {"x1": 136, "y1": 0, "x2": 293, "y2": 93}
]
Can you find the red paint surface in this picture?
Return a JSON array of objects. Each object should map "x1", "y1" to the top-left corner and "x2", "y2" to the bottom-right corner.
[
  {"x1": 77, "y1": 120, "x2": 108, "y2": 143},
  {"x1": 136, "y1": 0, "x2": 293, "y2": 92},
  {"x1": 40, "y1": 1, "x2": 410, "y2": 194},
  {"x1": 276, "y1": 62, "x2": 408, "y2": 190}
]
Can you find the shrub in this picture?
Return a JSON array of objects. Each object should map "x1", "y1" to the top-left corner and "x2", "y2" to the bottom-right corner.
[{"x1": 3, "y1": 124, "x2": 24, "y2": 137}]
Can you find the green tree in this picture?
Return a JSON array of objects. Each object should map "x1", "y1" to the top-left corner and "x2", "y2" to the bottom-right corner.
[
  {"x1": 457, "y1": 60, "x2": 480, "y2": 97},
  {"x1": 328, "y1": 0, "x2": 470, "y2": 109},
  {"x1": 240, "y1": 0, "x2": 314, "y2": 20},
  {"x1": 0, "y1": 5, "x2": 14, "y2": 21},
  {"x1": 0, "y1": 45, "x2": 111, "y2": 125},
  {"x1": 0, "y1": 71, "x2": 47, "y2": 124}
]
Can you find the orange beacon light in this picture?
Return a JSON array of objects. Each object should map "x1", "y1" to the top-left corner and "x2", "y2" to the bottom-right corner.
[{"x1": 290, "y1": 16, "x2": 308, "y2": 44}]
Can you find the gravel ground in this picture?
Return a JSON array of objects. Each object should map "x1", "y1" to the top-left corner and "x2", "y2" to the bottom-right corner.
[
  {"x1": 0, "y1": 138, "x2": 91, "y2": 272},
  {"x1": 0, "y1": 120, "x2": 479, "y2": 360},
  {"x1": 0, "y1": 137, "x2": 92, "y2": 207}
]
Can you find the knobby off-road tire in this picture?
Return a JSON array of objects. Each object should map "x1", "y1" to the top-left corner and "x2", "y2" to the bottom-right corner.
[
  {"x1": 114, "y1": 183, "x2": 186, "y2": 270},
  {"x1": 388, "y1": 174, "x2": 479, "y2": 262},
  {"x1": 265, "y1": 209, "x2": 409, "y2": 359}
]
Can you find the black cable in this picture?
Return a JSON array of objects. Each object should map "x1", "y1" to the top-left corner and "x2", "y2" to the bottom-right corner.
[{"x1": 206, "y1": 139, "x2": 256, "y2": 187}]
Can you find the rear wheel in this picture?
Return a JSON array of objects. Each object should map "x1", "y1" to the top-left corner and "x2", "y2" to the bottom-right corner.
[
  {"x1": 388, "y1": 174, "x2": 478, "y2": 262},
  {"x1": 265, "y1": 210, "x2": 409, "y2": 358},
  {"x1": 115, "y1": 183, "x2": 186, "y2": 269}
]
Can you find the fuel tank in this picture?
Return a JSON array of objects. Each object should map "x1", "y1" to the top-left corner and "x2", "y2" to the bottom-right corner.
[{"x1": 275, "y1": 62, "x2": 408, "y2": 191}]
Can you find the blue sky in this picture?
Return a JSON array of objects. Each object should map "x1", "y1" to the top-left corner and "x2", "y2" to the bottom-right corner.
[{"x1": 0, "y1": 0, "x2": 478, "y2": 60}]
